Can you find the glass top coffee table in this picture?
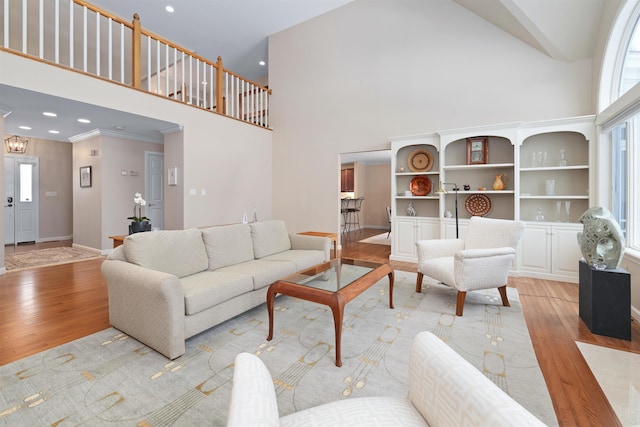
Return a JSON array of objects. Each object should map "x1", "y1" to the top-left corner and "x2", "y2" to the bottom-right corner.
[{"x1": 266, "y1": 257, "x2": 394, "y2": 367}]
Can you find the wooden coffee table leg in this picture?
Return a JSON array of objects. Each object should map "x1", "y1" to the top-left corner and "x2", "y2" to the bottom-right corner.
[
  {"x1": 266, "y1": 284, "x2": 277, "y2": 341},
  {"x1": 329, "y1": 294, "x2": 346, "y2": 367}
]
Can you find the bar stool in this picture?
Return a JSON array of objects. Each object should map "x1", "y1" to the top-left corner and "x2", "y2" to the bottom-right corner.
[{"x1": 346, "y1": 197, "x2": 364, "y2": 233}]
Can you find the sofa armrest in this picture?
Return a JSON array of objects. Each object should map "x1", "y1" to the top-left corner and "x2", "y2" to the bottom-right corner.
[
  {"x1": 289, "y1": 234, "x2": 330, "y2": 261},
  {"x1": 101, "y1": 259, "x2": 186, "y2": 359},
  {"x1": 408, "y1": 331, "x2": 545, "y2": 427},
  {"x1": 227, "y1": 353, "x2": 281, "y2": 427},
  {"x1": 416, "y1": 239, "x2": 464, "y2": 261}
]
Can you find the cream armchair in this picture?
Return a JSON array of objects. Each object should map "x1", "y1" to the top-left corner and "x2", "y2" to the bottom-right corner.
[
  {"x1": 415, "y1": 216, "x2": 525, "y2": 316},
  {"x1": 226, "y1": 331, "x2": 545, "y2": 426}
]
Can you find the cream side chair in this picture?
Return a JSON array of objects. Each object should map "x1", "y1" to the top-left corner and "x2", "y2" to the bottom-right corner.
[
  {"x1": 415, "y1": 216, "x2": 525, "y2": 316},
  {"x1": 226, "y1": 331, "x2": 545, "y2": 426}
]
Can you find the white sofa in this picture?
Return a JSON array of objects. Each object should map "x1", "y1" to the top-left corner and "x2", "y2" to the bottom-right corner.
[
  {"x1": 101, "y1": 220, "x2": 330, "y2": 359},
  {"x1": 227, "y1": 331, "x2": 546, "y2": 426}
]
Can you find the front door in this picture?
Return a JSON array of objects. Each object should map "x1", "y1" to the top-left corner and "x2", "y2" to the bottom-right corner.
[{"x1": 4, "y1": 155, "x2": 39, "y2": 244}]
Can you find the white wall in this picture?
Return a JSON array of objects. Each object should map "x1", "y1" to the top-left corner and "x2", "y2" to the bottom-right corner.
[{"x1": 269, "y1": 0, "x2": 593, "y2": 234}]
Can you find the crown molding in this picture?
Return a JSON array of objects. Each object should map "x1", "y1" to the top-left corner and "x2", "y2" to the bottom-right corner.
[{"x1": 68, "y1": 128, "x2": 163, "y2": 144}]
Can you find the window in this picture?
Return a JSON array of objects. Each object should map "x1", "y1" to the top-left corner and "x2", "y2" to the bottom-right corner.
[
  {"x1": 611, "y1": 123, "x2": 627, "y2": 238},
  {"x1": 602, "y1": 2, "x2": 640, "y2": 252},
  {"x1": 19, "y1": 163, "x2": 33, "y2": 203}
]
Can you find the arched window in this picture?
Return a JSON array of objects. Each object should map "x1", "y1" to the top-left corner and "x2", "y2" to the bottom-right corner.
[{"x1": 599, "y1": 0, "x2": 640, "y2": 251}]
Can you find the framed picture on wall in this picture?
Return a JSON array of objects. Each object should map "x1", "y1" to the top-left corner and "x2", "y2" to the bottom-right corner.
[
  {"x1": 80, "y1": 166, "x2": 92, "y2": 187},
  {"x1": 466, "y1": 137, "x2": 488, "y2": 165}
]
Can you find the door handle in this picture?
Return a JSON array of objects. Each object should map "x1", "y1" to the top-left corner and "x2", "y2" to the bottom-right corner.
[{"x1": 4, "y1": 204, "x2": 12, "y2": 207}]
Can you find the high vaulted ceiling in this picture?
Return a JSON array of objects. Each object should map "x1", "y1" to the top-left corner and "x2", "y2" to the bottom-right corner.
[{"x1": 2, "y1": 0, "x2": 609, "y2": 146}]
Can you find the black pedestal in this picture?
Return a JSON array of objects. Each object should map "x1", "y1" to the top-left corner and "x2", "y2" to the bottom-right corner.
[{"x1": 579, "y1": 260, "x2": 631, "y2": 340}]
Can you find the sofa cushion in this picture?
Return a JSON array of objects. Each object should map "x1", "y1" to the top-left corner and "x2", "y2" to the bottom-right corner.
[
  {"x1": 181, "y1": 271, "x2": 254, "y2": 315},
  {"x1": 201, "y1": 223, "x2": 254, "y2": 270},
  {"x1": 261, "y1": 250, "x2": 325, "y2": 271},
  {"x1": 218, "y1": 259, "x2": 297, "y2": 290},
  {"x1": 124, "y1": 228, "x2": 208, "y2": 278},
  {"x1": 250, "y1": 220, "x2": 291, "y2": 259}
]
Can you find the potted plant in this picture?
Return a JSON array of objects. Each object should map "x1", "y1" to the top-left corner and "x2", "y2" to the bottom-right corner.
[{"x1": 128, "y1": 192, "x2": 151, "y2": 234}]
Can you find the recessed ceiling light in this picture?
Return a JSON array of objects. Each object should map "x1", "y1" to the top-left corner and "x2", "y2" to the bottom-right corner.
[
  {"x1": 48, "y1": 130, "x2": 60, "y2": 134},
  {"x1": 43, "y1": 111, "x2": 57, "y2": 117},
  {"x1": 19, "y1": 125, "x2": 32, "y2": 130},
  {"x1": 259, "y1": 61, "x2": 266, "y2": 66},
  {"x1": 78, "y1": 118, "x2": 91, "y2": 124},
  {"x1": 165, "y1": 5, "x2": 174, "y2": 12}
]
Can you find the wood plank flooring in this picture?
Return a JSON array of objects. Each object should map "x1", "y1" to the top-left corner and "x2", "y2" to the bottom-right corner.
[{"x1": 1, "y1": 229, "x2": 639, "y2": 426}]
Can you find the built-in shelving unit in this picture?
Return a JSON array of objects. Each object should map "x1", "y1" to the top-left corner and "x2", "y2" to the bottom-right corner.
[{"x1": 389, "y1": 115, "x2": 595, "y2": 283}]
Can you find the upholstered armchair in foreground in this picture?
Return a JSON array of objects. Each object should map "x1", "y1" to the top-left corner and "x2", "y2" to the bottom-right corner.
[
  {"x1": 226, "y1": 331, "x2": 544, "y2": 426},
  {"x1": 415, "y1": 216, "x2": 525, "y2": 316}
]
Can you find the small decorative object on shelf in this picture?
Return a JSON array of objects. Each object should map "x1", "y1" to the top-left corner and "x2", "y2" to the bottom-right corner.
[
  {"x1": 242, "y1": 211, "x2": 248, "y2": 224},
  {"x1": 253, "y1": 208, "x2": 258, "y2": 222},
  {"x1": 406, "y1": 201, "x2": 416, "y2": 216},
  {"x1": 535, "y1": 208, "x2": 545, "y2": 221},
  {"x1": 492, "y1": 173, "x2": 507, "y2": 190},
  {"x1": 398, "y1": 166, "x2": 405, "y2": 173},
  {"x1": 559, "y1": 149, "x2": 568, "y2": 166},
  {"x1": 577, "y1": 207, "x2": 625, "y2": 270},
  {"x1": 463, "y1": 183, "x2": 470, "y2": 191},
  {"x1": 466, "y1": 137, "x2": 488, "y2": 165},
  {"x1": 127, "y1": 192, "x2": 151, "y2": 234},
  {"x1": 545, "y1": 179, "x2": 555, "y2": 196}
]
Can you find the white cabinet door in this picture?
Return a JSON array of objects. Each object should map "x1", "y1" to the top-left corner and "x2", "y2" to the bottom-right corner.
[
  {"x1": 417, "y1": 219, "x2": 440, "y2": 242},
  {"x1": 519, "y1": 223, "x2": 582, "y2": 282},
  {"x1": 392, "y1": 218, "x2": 440, "y2": 262},
  {"x1": 552, "y1": 225, "x2": 583, "y2": 276},
  {"x1": 394, "y1": 218, "x2": 419, "y2": 259},
  {"x1": 520, "y1": 225, "x2": 551, "y2": 274}
]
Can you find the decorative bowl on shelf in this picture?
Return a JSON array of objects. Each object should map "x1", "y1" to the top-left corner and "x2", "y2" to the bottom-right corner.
[
  {"x1": 407, "y1": 149, "x2": 433, "y2": 172},
  {"x1": 464, "y1": 194, "x2": 492, "y2": 216},
  {"x1": 410, "y1": 176, "x2": 431, "y2": 196}
]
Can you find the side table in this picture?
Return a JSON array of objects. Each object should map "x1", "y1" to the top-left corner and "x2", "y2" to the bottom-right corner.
[
  {"x1": 109, "y1": 235, "x2": 127, "y2": 249},
  {"x1": 297, "y1": 231, "x2": 338, "y2": 259}
]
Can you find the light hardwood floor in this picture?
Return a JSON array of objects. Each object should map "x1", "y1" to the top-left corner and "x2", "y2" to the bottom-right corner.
[{"x1": 1, "y1": 229, "x2": 639, "y2": 426}]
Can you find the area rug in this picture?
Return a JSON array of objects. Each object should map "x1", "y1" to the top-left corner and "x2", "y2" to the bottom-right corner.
[
  {"x1": 576, "y1": 341, "x2": 640, "y2": 426},
  {"x1": 0, "y1": 271, "x2": 557, "y2": 426},
  {"x1": 358, "y1": 232, "x2": 391, "y2": 245},
  {"x1": 4, "y1": 247, "x2": 102, "y2": 272}
]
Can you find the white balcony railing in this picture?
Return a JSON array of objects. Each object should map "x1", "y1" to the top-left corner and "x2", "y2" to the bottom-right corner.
[{"x1": 0, "y1": 0, "x2": 271, "y2": 128}]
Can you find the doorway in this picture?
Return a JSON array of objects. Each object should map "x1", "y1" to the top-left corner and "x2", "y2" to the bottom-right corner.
[
  {"x1": 4, "y1": 155, "x2": 40, "y2": 245},
  {"x1": 145, "y1": 151, "x2": 164, "y2": 230}
]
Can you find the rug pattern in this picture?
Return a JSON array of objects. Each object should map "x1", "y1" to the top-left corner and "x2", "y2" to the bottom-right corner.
[
  {"x1": 4, "y1": 247, "x2": 102, "y2": 271},
  {"x1": 0, "y1": 271, "x2": 557, "y2": 426}
]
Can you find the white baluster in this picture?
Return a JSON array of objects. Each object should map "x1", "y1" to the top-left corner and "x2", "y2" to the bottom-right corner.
[
  {"x1": 22, "y1": 0, "x2": 27, "y2": 53},
  {"x1": 83, "y1": 5, "x2": 87, "y2": 72},
  {"x1": 95, "y1": 11, "x2": 100, "y2": 75},
  {"x1": 69, "y1": 0, "x2": 74, "y2": 69},
  {"x1": 108, "y1": 18, "x2": 113, "y2": 79}
]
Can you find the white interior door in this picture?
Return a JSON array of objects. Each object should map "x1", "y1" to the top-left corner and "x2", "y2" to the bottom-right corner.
[
  {"x1": 4, "y1": 156, "x2": 39, "y2": 244},
  {"x1": 146, "y1": 152, "x2": 164, "y2": 230}
]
